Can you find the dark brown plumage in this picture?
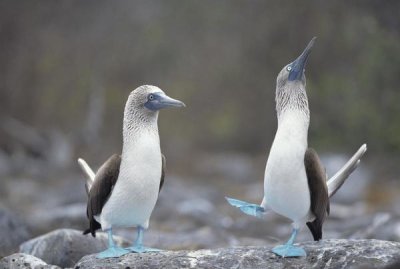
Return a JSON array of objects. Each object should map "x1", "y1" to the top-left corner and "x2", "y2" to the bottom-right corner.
[
  {"x1": 83, "y1": 154, "x2": 121, "y2": 236},
  {"x1": 160, "y1": 154, "x2": 166, "y2": 191},
  {"x1": 304, "y1": 148, "x2": 330, "y2": 241},
  {"x1": 83, "y1": 153, "x2": 166, "y2": 237}
]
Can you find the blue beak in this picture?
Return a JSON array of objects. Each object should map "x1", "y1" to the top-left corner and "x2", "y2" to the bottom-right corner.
[
  {"x1": 288, "y1": 37, "x2": 316, "y2": 81},
  {"x1": 144, "y1": 93, "x2": 186, "y2": 111}
]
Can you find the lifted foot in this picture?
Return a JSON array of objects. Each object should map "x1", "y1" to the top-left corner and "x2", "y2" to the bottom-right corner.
[
  {"x1": 225, "y1": 197, "x2": 265, "y2": 218},
  {"x1": 126, "y1": 245, "x2": 162, "y2": 253},
  {"x1": 272, "y1": 244, "x2": 306, "y2": 257},
  {"x1": 96, "y1": 246, "x2": 130, "y2": 258}
]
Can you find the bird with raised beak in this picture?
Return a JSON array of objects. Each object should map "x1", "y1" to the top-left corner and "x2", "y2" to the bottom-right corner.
[
  {"x1": 226, "y1": 38, "x2": 367, "y2": 257},
  {"x1": 78, "y1": 85, "x2": 185, "y2": 258}
]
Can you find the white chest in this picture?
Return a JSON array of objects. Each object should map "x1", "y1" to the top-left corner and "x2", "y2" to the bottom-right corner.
[
  {"x1": 100, "y1": 132, "x2": 162, "y2": 229},
  {"x1": 264, "y1": 111, "x2": 311, "y2": 222}
]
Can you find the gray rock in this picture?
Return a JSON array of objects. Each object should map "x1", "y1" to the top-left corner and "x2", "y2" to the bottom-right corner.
[
  {"x1": 19, "y1": 228, "x2": 129, "y2": 268},
  {"x1": 0, "y1": 207, "x2": 31, "y2": 257},
  {"x1": 0, "y1": 253, "x2": 60, "y2": 269},
  {"x1": 75, "y1": 239, "x2": 400, "y2": 269}
]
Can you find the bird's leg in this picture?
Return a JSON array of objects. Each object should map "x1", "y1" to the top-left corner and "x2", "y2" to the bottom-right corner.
[
  {"x1": 272, "y1": 228, "x2": 306, "y2": 258},
  {"x1": 225, "y1": 197, "x2": 266, "y2": 218},
  {"x1": 126, "y1": 226, "x2": 162, "y2": 253},
  {"x1": 134, "y1": 226, "x2": 144, "y2": 247},
  {"x1": 96, "y1": 228, "x2": 129, "y2": 259},
  {"x1": 287, "y1": 228, "x2": 299, "y2": 245}
]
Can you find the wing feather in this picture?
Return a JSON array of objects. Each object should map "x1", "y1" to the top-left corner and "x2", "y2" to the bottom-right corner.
[
  {"x1": 84, "y1": 154, "x2": 121, "y2": 237},
  {"x1": 83, "y1": 153, "x2": 166, "y2": 236},
  {"x1": 159, "y1": 154, "x2": 166, "y2": 192},
  {"x1": 304, "y1": 148, "x2": 330, "y2": 241}
]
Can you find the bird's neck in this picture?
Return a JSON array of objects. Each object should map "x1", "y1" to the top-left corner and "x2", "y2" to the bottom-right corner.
[
  {"x1": 275, "y1": 85, "x2": 310, "y2": 145},
  {"x1": 276, "y1": 84, "x2": 310, "y2": 125},
  {"x1": 122, "y1": 109, "x2": 160, "y2": 156},
  {"x1": 275, "y1": 110, "x2": 309, "y2": 147}
]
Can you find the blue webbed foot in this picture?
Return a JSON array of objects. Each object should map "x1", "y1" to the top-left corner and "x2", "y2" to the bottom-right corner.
[
  {"x1": 126, "y1": 245, "x2": 162, "y2": 253},
  {"x1": 127, "y1": 226, "x2": 162, "y2": 253},
  {"x1": 225, "y1": 197, "x2": 265, "y2": 218},
  {"x1": 239, "y1": 205, "x2": 265, "y2": 218},
  {"x1": 272, "y1": 244, "x2": 306, "y2": 257},
  {"x1": 96, "y1": 246, "x2": 130, "y2": 259}
]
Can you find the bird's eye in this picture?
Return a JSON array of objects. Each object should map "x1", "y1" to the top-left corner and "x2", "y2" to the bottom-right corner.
[
  {"x1": 287, "y1": 66, "x2": 292, "y2": 71},
  {"x1": 149, "y1": 94, "x2": 154, "y2": 100}
]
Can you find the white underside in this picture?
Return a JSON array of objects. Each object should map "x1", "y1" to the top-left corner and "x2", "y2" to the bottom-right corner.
[
  {"x1": 264, "y1": 111, "x2": 312, "y2": 226},
  {"x1": 99, "y1": 132, "x2": 161, "y2": 230}
]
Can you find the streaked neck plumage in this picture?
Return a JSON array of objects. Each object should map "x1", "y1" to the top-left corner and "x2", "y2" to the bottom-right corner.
[
  {"x1": 122, "y1": 98, "x2": 160, "y2": 156},
  {"x1": 275, "y1": 81, "x2": 310, "y2": 145},
  {"x1": 276, "y1": 81, "x2": 310, "y2": 124}
]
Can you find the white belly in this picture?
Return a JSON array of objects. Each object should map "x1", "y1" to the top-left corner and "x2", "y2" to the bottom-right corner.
[
  {"x1": 264, "y1": 112, "x2": 311, "y2": 223},
  {"x1": 100, "y1": 134, "x2": 162, "y2": 229}
]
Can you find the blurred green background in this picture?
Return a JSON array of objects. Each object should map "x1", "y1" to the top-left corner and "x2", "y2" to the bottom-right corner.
[{"x1": 1, "y1": 0, "x2": 400, "y2": 164}]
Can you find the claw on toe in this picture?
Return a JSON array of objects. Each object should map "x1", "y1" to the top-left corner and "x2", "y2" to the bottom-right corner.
[
  {"x1": 239, "y1": 205, "x2": 264, "y2": 218},
  {"x1": 96, "y1": 247, "x2": 130, "y2": 259},
  {"x1": 272, "y1": 244, "x2": 306, "y2": 258},
  {"x1": 225, "y1": 197, "x2": 251, "y2": 207},
  {"x1": 126, "y1": 246, "x2": 162, "y2": 253}
]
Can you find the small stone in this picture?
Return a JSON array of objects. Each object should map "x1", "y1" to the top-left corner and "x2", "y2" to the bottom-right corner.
[{"x1": 19, "y1": 228, "x2": 129, "y2": 268}]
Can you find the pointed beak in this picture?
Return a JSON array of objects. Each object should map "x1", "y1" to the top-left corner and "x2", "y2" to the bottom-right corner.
[
  {"x1": 288, "y1": 37, "x2": 316, "y2": 81},
  {"x1": 157, "y1": 94, "x2": 186, "y2": 109},
  {"x1": 144, "y1": 92, "x2": 186, "y2": 111}
]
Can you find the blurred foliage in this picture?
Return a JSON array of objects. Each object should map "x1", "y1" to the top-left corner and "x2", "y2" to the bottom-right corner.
[{"x1": 1, "y1": 0, "x2": 399, "y2": 162}]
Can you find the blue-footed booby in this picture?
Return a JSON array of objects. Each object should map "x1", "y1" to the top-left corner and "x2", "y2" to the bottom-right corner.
[
  {"x1": 77, "y1": 85, "x2": 185, "y2": 258},
  {"x1": 226, "y1": 38, "x2": 367, "y2": 257}
]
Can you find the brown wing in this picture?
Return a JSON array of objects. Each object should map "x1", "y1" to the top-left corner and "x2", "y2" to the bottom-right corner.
[
  {"x1": 304, "y1": 148, "x2": 330, "y2": 241},
  {"x1": 83, "y1": 154, "x2": 121, "y2": 237},
  {"x1": 159, "y1": 154, "x2": 166, "y2": 192}
]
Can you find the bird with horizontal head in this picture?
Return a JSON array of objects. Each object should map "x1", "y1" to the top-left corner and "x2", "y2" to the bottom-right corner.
[
  {"x1": 226, "y1": 38, "x2": 367, "y2": 257},
  {"x1": 78, "y1": 85, "x2": 185, "y2": 258}
]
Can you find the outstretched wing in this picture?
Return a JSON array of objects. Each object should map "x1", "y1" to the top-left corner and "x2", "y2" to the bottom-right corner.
[
  {"x1": 84, "y1": 154, "x2": 121, "y2": 237},
  {"x1": 304, "y1": 148, "x2": 330, "y2": 241},
  {"x1": 159, "y1": 154, "x2": 166, "y2": 192}
]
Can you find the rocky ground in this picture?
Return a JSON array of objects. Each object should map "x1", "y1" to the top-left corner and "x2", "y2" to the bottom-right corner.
[
  {"x1": 75, "y1": 239, "x2": 400, "y2": 269},
  {"x1": 2, "y1": 238, "x2": 400, "y2": 268},
  {"x1": 1, "y1": 152, "x2": 400, "y2": 268}
]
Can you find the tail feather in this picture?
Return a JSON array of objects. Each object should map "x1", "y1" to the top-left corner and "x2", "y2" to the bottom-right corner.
[
  {"x1": 77, "y1": 158, "x2": 101, "y2": 236},
  {"x1": 327, "y1": 144, "x2": 367, "y2": 198},
  {"x1": 77, "y1": 158, "x2": 96, "y2": 194}
]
